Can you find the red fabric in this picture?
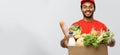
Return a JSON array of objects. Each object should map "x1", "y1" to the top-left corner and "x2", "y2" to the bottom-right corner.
[
  {"x1": 81, "y1": 0, "x2": 95, "y2": 5},
  {"x1": 72, "y1": 19, "x2": 107, "y2": 34}
]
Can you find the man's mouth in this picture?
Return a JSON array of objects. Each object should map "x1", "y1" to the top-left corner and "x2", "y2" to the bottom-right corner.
[
  {"x1": 85, "y1": 11, "x2": 91, "y2": 16},
  {"x1": 86, "y1": 12, "x2": 90, "y2": 15},
  {"x1": 82, "y1": 11, "x2": 94, "y2": 18},
  {"x1": 85, "y1": 11, "x2": 91, "y2": 15}
]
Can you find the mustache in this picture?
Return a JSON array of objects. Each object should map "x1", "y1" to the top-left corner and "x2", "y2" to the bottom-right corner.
[{"x1": 84, "y1": 11, "x2": 92, "y2": 13}]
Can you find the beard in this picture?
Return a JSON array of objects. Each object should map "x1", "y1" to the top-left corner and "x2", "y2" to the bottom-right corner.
[{"x1": 82, "y1": 11, "x2": 94, "y2": 18}]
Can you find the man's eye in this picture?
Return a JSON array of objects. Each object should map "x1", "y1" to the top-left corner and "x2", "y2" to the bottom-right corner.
[
  {"x1": 83, "y1": 6, "x2": 87, "y2": 8},
  {"x1": 89, "y1": 6, "x2": 93, "y2": 8}
]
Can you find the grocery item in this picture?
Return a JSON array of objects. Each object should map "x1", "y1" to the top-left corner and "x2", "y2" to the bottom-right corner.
[
  {"x1": 68, "y1": 32, "x2": 76, "y2": 46},
  {"x1": 76, "y1": 37, "x2": 84, "y2": 46},
  {"x1": 59, "y1": 20, "x2": 67, "y2": 37},
  {"x1": 70, "y1": 25, "x2": 81, "y2": 39}
]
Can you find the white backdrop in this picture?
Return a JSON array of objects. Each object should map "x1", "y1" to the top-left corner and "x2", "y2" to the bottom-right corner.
[{"x1": 0, "y1": 0, "x2": 119, "y2": 55}]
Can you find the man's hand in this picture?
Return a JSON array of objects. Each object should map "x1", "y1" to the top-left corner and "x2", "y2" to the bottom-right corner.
[
  {"x1": 107, "y1": 38, "x2": 115, "y2": 47},
  {"x1": 60, "y1": 36, "x2": 70, "y2": 48}
]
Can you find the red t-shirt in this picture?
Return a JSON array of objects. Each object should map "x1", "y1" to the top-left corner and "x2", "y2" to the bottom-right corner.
[{"x1": 72, "y1": 19, "x2": 107, "y2": 34}]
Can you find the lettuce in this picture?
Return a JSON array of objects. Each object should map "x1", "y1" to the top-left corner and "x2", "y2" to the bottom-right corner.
[
  {"x1": 70, "y1": 25, "x2": 81, "y2": 39},
  {"x1": 83, "y1": 34, "x2": 99, "y2": 48}
]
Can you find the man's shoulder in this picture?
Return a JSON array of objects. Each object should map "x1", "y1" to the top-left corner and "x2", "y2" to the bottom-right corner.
[
  {"x1": 93, "y1": 19, "x2": 107, "y2": 27},
  {"x1": 94, "y1": 19, "x2": 105, "y2": 24},
  {"x1": 93, "y1": 19, "x2": 108, "y2": 31}
]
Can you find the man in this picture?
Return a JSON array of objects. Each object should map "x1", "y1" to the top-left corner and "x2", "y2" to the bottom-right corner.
[{"x1": 60, "y1": 0, "x2": 115, "y2": 48}]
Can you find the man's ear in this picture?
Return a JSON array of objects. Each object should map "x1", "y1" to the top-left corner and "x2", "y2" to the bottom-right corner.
[{"x1": 80, "y1": 6, "x2": 83, "y2": 12}]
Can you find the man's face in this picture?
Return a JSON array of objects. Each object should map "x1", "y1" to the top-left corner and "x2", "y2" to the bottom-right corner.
[{"x1": 81, "y1": 2, "x2": 95, "y2": 18}]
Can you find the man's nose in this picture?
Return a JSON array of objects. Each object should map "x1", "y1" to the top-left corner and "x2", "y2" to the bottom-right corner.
[{"x1": 86, "y1": 7, "x2": 90, "y2": 11}]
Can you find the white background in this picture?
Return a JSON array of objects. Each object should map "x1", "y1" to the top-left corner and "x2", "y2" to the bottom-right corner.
[{"x1": 0, "y1": 0, "x2": 119, "y2": 55}]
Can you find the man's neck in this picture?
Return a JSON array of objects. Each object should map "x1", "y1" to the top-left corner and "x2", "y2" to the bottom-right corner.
[{"x1": 83, "y1": 17, "x2": 94, "y2": 22}]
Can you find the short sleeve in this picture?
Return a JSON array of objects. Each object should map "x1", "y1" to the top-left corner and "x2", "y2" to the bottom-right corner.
[{"x1": 102, "y1": 24, "x2": 107, "y2": 31}]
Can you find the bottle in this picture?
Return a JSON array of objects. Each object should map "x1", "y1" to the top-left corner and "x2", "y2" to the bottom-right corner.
[{"x1": 68, "y1": 32, "x2": 76, "y2": 46}]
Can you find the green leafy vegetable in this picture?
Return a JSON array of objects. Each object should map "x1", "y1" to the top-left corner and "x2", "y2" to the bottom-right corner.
[
  {"x1": 100, "y1": 30, "x2": 114, "y2": 44},
  {"x1": 70, "y1": 25, "x2": 81, "y2": 39},
  {"x1": 83, "y1": 34, "x2": 99, "y2": 48}
]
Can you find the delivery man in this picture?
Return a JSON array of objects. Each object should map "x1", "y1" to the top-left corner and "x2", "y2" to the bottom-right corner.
[{"x1": 60, "y1": 0, "x2": 115, "y2": 48}]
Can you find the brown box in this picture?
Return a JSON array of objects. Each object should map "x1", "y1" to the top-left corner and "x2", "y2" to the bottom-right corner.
[{"x1": 68, "y1": 44, "x2": 108, "y2": 55}]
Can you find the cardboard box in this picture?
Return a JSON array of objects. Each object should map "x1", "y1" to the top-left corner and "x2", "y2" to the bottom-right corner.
[{"x1": 68, "y1": 44, "x2": 108, "y2": 55}]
